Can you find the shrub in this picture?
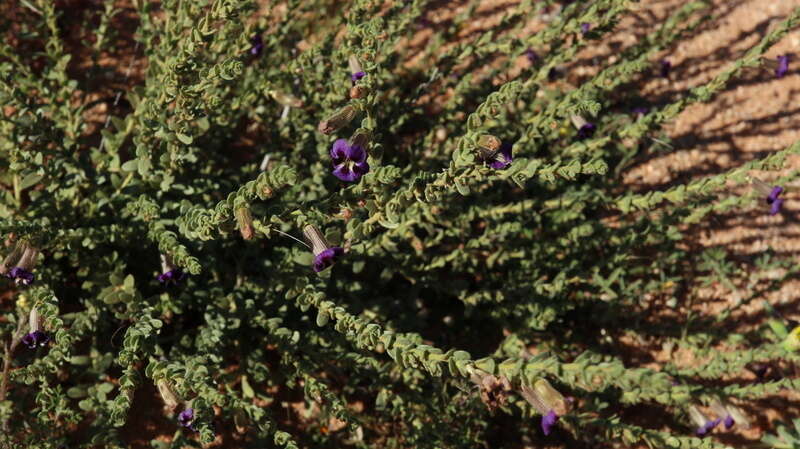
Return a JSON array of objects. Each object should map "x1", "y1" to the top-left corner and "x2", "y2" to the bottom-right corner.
[{"x1": 0, "y1": 0, "x2": 799, "y2": 447}]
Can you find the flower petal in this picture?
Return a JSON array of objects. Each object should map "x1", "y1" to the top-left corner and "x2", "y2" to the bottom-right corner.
[
  {"x1": 541, "y1": 410, "x2": 559, "y2": 436},
  {"x1": 777, "y1": 54, "x2": 790, "y2": 78},
  {"x1": 333, "y1": 164, "x2": 359, "y2": 182},
  {"x1": 345, "y1": 144, "x2": 367, "y2": 163},
  {"x1": 330, "y1": 139, "x2": 350, "y2": 162},
  {"x1": 770, "y1": 198, "x2": 784, "y2": 216},
  {"x1": 352, "y1": 160, "x2": 370, "y2": 177},
  {"x1": 489, "y1": 143, "x2": 513, "y2": 170}
]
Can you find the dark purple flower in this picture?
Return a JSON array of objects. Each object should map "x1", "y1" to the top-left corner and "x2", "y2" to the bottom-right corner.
[
  {"x1": 632, "y1": 106, "x2": 650, "y2": 116},
  {"x1": 313, "y1": 247, "x2": 344, "y2": 273},
  {"x1": 576, "y1": 123, "x2": 596, "y2": 140},
  {"x1": 250, "y1": 34, "x2": 264, "y2": 56},
  {"x1": 541, "y1": 410, "x2": 559, "y2": 435},
  {"x1": 21, "y1": 330, "x2": 49, "y2": 349},
  {"x1": 486, "y1": 143, "x2": 513, "y2": 170},
  {"x1": 330, "y1": 139, "x2": 370, "y2": 182},
  {"x1": 525, "y1": 49, "x2": 538, "y2": 64},
  {"x1": 351, "y1": 71, "x2": 366, "y2": 84},
  {"x1": 580, "y1": 23, "x2": 590, "y2": 34},
  {"x1": 6, "y1": 267, "x2": 34, "y2": 286},
  {"x1": 178, "y1": 408, "x2": 196, "y2": 430},
  {"x1": 696, "y1": 418, "x2": 721, "y2": 436},
  {"x1": 766, "y1": 186, "x2": 784, "y2": 215},
  {"x1": 158, "y1": 269, "x2": 187, "y2": 286},
  {"x1": 723, "y1": 414, "x2": 735, "y2": 429},
  {"x1": 660, "y1": 59, "x2": 672, "y2": 78},
  {"x1": 776, "y1": 54, "x2": 790, "y2": 78}
]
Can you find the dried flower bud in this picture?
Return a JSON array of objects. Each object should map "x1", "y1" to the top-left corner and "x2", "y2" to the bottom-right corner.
[
  {"x1": 157, "y1": 379, "x2": 180, "y2": 410},
  {"x1": 17, "y1": 247, "x2": 38, "y2": 271},
  {"x1": 350, "y1": 85, "x2": 367, "y2": 99},
  {"x1": 318, "y1": 105, "x2": 357, "y2": 135},
  {"x1": 0, "y1": 241, "x2": 24, "y2": 275},
  {"x1": 688, "y1": 405, "x2": 720, "y2": 436},
  {"x1": 235, "y1": 207, "x2": 255, "y2": 240},
  {"x1": 303, "y1": 225, "x2": 332, "y2": 256},
  {"x1": 476, "y1": 134, "x2": 502, "y2": 160},
  {"x1": 269, "y1": 90, "x2": 304, "y2": 108},
  {"x1": 470, "y1": 371, "x2": 511, "y2": 412}
]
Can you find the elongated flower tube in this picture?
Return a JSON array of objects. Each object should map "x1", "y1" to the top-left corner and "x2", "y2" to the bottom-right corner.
[
  {"x1": 710, "y1": 399, "x2": 748, "y2": 430},
  {"x1": 21, "y1": 306, "x2": 49, "y2": 349},
  {"x1": 0, "y1": 240, "x2": 24, "y2": 275},
  {"x1": 688, "y1": 405, "x2": 720, "y2": 436},
  {"x1": 269, "y1": 90, "x2": 304, "y2": 108},
  {"x1": 157, "y1": 379, "x2": 180, "y2": 411},
  {"x1": 235, "y1": 206, "x2": 255, "y2": 240},
  {"x1": 751, "y1": 177, "x2": 785, "y2": 215},
  {"x1": 330, "y1": 138, "x2": 370, "y2": 182},
  {"x1": 519, "y1": 379, "x2": 569, "y2": 436},
  {"x1": 158, "y1": 254, "x2": 187, "y2": 286},
  {"x1": 303, "y1": 225, "x2": 344, "y2": 273},
  {"x1": 570, "y1": 115, "x2": 596, "y2": 140},
  {"x1": 349, "y1": 55, "x2": 365, "y2": 84},
  {"x1": 318, "y1": 105, "x2": 357, "y2": 135}
]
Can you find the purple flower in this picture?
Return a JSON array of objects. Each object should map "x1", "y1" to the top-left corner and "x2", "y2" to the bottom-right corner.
[
  {"x1": 250, "y1": 34, "x2": 264, "y2": 56},
  {"x1": 766, "y1": 186, "x2": 784, "y2": 215},
  {"x1": 351, "y1": 71, "x2": 366, "y2": 84},
  {"x1": 576, "y1": 123, "x2": 596, "y2": 140},
  {"x1": 330, "y1": 139, "x2": 370, "y2": 182},
  {"x1": 547, "y1": 67, "x2": 560, "y2": 81},
  {"x1": 632, "y1": 106, "x2": 650, "y2": 116},
  {"x1": 525, "y1": 49, "x2": 538, "y2": 64},
  {"x1": 313, "y1": 247, "x2": 344, "y2": 273},
  {"x1": 21, "y1": 330, "x2": 49, "y2": 349},
  {"x1": 178, "y1": 408, "x2": 196, "y2": 431},
  {"x1": 580, "y1": 23, "x2": 590, "y2": 34},
  {"x1": 660, "y1": 59, "x2": 672, "y2": 78},
  {"x1": 696, "y1": 418, "x2": 721, "y2": 436},
  {"x1": 486, "y1": 143, "x2": 513, "y2": 170},
  {"x1": 6, "y1": 267, "x2": 34, "y2": 286},
  {"x1": 158, "y1": 269, "x2": 187, "y2": 286},
  {"x1": 723, "y1": 414, "x2": 735, "y2": 429},
  {"x1": 541, "y1": 410, "x2": 559, "y2": 435},
  {"x1": 776, "y1": 54, "x2": 790, "y2": 78}
]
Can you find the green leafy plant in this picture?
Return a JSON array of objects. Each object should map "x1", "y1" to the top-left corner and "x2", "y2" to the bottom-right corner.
[{"x1": 0, "y1": 0, "x2": 799, "y2": 447}]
